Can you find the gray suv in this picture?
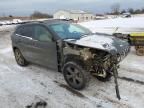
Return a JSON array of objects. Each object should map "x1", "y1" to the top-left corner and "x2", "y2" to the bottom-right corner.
[{"x1": 11, "y1": 20, "x2": 130, "y2": 92}]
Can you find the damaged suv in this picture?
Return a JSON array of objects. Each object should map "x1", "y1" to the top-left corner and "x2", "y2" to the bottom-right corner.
[{"x1": 11, "y1": 20, "x2": 130, "y2": 93}]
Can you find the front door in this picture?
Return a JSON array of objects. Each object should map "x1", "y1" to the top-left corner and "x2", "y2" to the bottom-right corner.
[{"x1": 32, "y1": 25, "x2": 58, "y2": 70}]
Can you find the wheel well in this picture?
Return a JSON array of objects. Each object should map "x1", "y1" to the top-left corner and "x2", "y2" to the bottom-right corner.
[
  {"x1": 63, "y1": 54, "x2": 86, "y2": 69},
  {"x1": 64, "y1": 55, "x2": 82, "y2": 63}
]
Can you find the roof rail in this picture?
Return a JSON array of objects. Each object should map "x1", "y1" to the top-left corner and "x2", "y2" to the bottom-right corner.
[{"x1": 20, "y1": 20, "x2": 44, "y2": 24}]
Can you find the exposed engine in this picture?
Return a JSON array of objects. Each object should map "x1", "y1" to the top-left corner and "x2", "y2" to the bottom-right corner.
[{"x1": 79, "y1": 48, "x2": 116, "y2": 77}]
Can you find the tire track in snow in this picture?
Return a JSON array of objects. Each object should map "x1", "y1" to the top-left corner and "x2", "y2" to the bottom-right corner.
[{"x1": 118, "y1": 76, "x2": 144, "y2": 85}]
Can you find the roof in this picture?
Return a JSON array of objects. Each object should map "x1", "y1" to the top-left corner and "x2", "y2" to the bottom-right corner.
[{"x1": 17, "y1": 19, "x2": 71, "y2": 27}]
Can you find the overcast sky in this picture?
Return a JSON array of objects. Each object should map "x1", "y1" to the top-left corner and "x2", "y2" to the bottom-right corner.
[{"x1": 0, "y1": 0, "x2": 144, "y2": 16}]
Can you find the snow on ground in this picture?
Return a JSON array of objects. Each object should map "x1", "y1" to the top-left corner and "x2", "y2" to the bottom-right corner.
[
  {"x1": 0, "y1": 25, "x2": 144, "y2": 108},
  {"x1": 79, "y1": 17, "x2": 144, "y2": 34},
  {"x1": 0, "y1": 25, "x2": 16, "y2": 32}
]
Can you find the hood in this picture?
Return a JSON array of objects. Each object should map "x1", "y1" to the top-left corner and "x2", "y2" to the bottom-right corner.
[{"x1": 64, "y1": 34, "x2": 130, "y2": 55}]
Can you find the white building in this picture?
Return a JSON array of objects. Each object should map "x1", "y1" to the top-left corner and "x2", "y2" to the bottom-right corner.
[{"x1": 54, "y1": 10, "x2": 95, "y2": 21}]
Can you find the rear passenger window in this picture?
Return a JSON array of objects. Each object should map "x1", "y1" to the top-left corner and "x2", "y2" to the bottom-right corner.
[
  {"x1": 15, "y1": 27, "x2": 22, "y2": 35},
  {"x1": 16, "y1": 25, "x2": 34, "y2": 37}
]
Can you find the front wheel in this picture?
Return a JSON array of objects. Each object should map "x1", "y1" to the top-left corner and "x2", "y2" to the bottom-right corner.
[{"x1": 63, "y1": 61, "x2": 90, "y2": 90}]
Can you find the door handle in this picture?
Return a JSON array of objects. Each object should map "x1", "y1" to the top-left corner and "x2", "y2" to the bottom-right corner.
[{"x1": 32, "y1": 39, "x2": 38, "y2": 46}]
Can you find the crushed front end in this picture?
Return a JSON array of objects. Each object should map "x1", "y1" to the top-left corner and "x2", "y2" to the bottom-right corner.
[{"x1": 61, "y1": 34, "x2": 130, "y2": 99}]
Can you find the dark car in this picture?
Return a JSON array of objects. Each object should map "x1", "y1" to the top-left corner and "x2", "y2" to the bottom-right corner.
[
  {"x1": 122, "y1": 12, "x2": 131, "y2": 18},
  {"x1": 11, "y1": 20, "x2": 130, "y2": 90}
]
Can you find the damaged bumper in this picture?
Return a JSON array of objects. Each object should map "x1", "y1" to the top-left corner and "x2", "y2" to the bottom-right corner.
[{"x1": 109, "y1": 42, "x2": 130, "y2": 62}]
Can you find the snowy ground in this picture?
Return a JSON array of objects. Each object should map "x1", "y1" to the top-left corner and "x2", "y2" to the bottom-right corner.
[
  {"x1": 0, "y1": 25, "x2": 144, "y2": 108},
  {"x1": 79, "y1": 17, "x2": 144, "y2": 34}
]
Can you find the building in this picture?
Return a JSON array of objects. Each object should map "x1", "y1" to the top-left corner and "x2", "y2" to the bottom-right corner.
[{"x1": 54, "y1": 10, "x2": 95, "y2": 21}]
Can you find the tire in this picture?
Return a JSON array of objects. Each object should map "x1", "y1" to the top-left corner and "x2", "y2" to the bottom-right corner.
[
  {"x1": 96, "y1": 71, "x2": 112, "y2": 82},
  {"x1": 136, "y1": 48, "x2": 144, "y2": 56},
  {"x1": 14, "y1": 48, "x2": 28, "y2": 66},
  {"x1": 63, "y1": 61, "x2": 90, "y2": 90}
]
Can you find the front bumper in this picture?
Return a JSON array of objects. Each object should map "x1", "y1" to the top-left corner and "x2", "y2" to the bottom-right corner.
[
  {"x1": 117, "y1": 45, "x2": 130, "y2": 62},
  {"x1": 109, "y1": 41, "x2": 130, "y2": 63}
]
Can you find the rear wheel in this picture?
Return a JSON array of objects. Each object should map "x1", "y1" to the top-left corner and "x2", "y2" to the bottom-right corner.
[
  {"x1": 14, "y1": 48, "x2": 28, "y2": 66},
  {"x1": 63, "y1": 61, "x2": 90, "y2": 90}
]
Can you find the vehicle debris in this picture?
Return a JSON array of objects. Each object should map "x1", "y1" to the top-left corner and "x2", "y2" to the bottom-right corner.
[
  {"x1": 26, "y1": 100, "x2": 47, "y2": 108},
  {"x1": 113, "y1": 64, "x2": 121, "y2": 100}
]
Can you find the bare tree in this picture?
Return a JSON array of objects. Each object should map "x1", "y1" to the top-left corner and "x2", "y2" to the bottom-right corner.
[
  {"x1": 30, "y1": 11, "x2": 53, "y2": 19},
  {"x1": 111, "y1": 3, "x2": 120, "y2": 15},
  {"x1": 128, "y1": 8, "x2": 134, "y2": 14},
  {"x1": 121, "y1": 9, "x2": 126, "y2": 14}
]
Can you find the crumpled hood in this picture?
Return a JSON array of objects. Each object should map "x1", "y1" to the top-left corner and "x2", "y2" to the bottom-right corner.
[{"x1": 64, "y1": 34, "x2": 130, "y2": 55}]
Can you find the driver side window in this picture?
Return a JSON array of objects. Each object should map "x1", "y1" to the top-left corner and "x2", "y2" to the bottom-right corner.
[{"x1": 34, "y1": 25, "x2": 52, "y2": 42}]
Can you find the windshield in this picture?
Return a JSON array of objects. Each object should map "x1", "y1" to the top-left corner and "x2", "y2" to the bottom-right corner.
[{"x1": 48, "y1": 23, "x2": 92, "y2": 39}]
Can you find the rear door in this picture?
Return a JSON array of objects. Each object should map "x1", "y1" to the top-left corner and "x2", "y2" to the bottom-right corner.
[
  {"x1": 15, "y1": 25, "x2": 35, "y2": 61},
  {"x1": 32, "y1": 24, "x2": 58, "y2": 70}
]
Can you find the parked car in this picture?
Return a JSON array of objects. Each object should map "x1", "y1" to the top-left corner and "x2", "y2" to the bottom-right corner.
[
  {"x1": 11, "y1": 20, "x2": 130, "y2": 90},
  {"x1": 0, "y1": 22, "x2": 2, "y2": 26},
  {"x1": 122, "y1": 12, "x2": 131, "y2": 18}
]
